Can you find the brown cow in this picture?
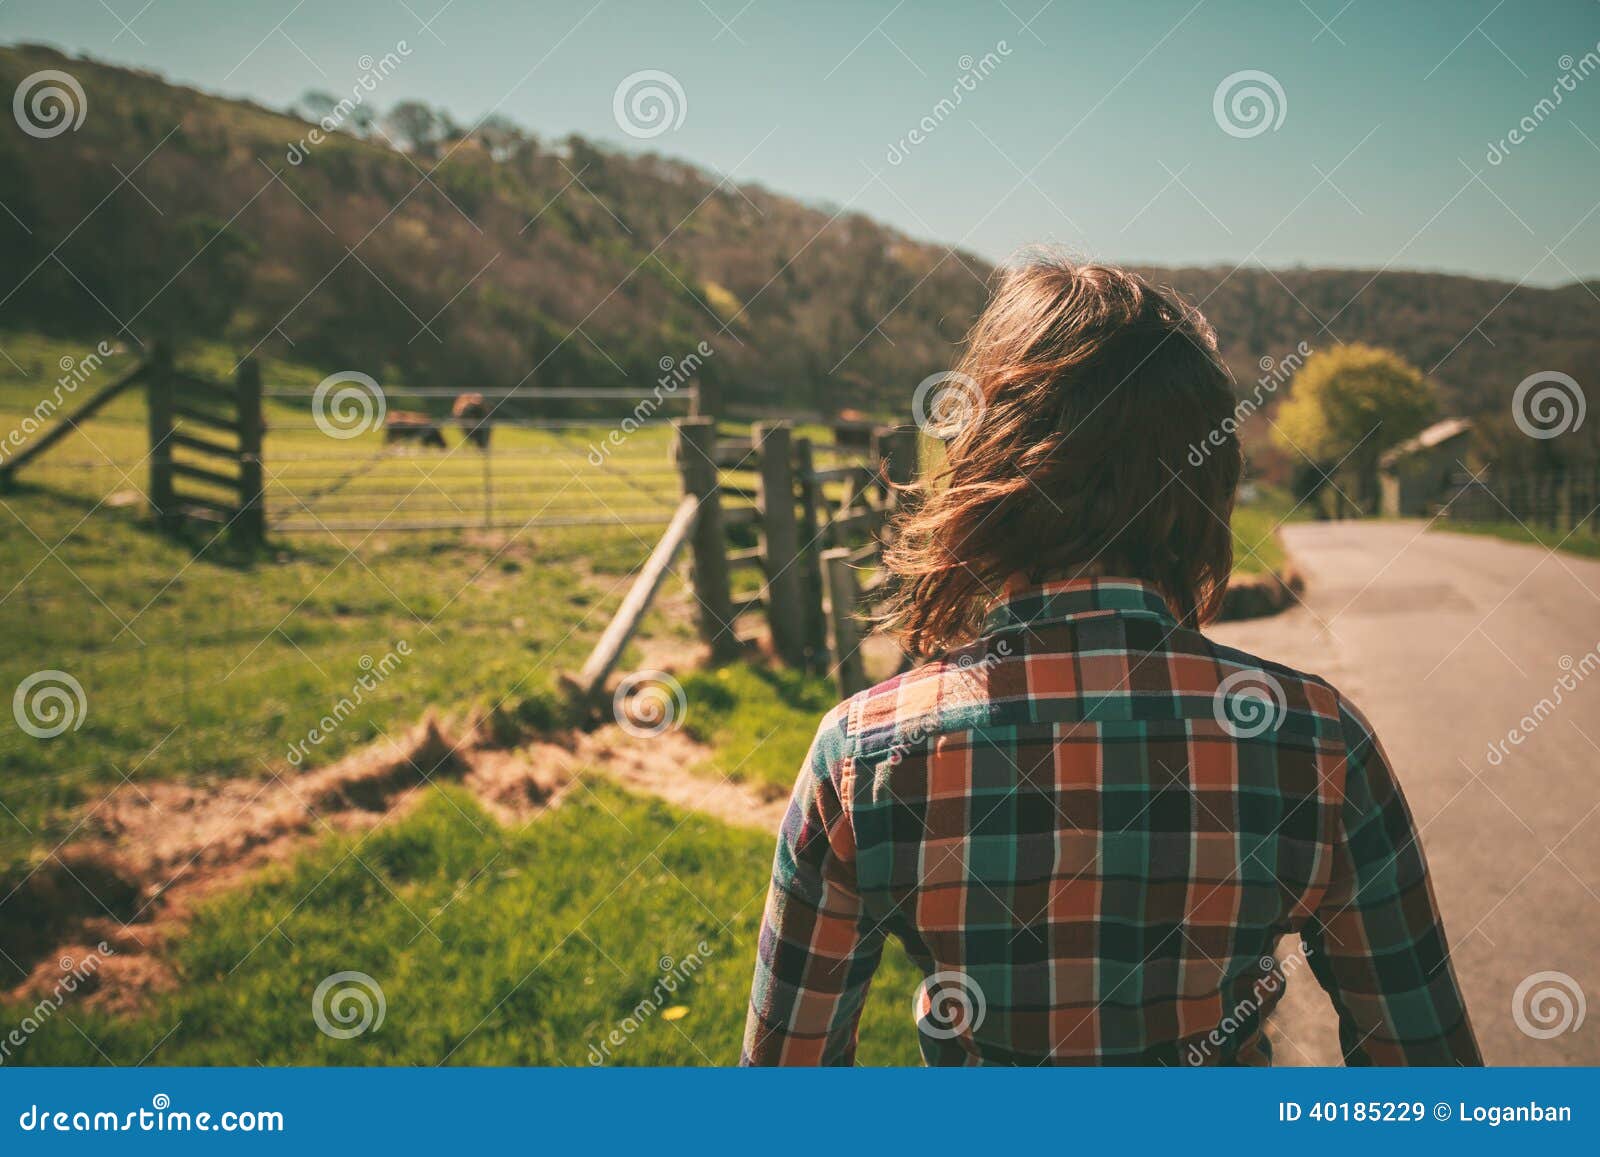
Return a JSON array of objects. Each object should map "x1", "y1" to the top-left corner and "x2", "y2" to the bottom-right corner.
[
  {"x1": 384, "y1": 411, "x2": 446, "y2": 448},
  {"x1": 453, "y1": 392, "x2": 491, "y2": 449}
]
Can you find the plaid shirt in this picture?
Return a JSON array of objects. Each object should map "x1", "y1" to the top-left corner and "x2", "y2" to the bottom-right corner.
[{"x1": 741, "y1": 576, "x2": 1480, "y2": 1066}]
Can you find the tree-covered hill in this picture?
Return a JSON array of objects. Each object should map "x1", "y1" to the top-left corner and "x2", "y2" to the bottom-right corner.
[{"x1": 2, "y1": 42, "x2": 1593, "y2": 467}]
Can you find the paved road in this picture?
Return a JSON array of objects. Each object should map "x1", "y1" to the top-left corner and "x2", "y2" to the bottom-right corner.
[{"x1": 1209, "y1": 521, "x2": 1600, "y2": 1066}]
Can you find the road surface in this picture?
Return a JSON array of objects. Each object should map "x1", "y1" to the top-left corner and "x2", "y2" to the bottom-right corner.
[{"x1": 1210, "y1": 521, "x2": 1600, "y2": 1066}]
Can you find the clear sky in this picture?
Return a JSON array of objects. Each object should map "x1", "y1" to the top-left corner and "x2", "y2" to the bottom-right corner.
[{"x1": 5, "y1": 0, "x2": 1600, "y2": 285}]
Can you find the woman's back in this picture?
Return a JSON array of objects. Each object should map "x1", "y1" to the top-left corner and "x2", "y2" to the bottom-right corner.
[{"x1": 742, "y1": 575, "x2": 1479, "y2": 1065}]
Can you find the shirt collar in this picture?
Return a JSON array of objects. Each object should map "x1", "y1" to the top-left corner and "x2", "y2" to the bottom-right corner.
[{"x1": 981, "y1": 574, "x2": 1178, "y2": 634}]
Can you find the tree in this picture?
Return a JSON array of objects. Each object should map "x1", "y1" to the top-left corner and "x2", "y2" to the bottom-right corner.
[
  {"x1": 294, "y1": 89, "x2": 339, "y2": 125},
  {"x1": 385, "y1": 101, "x2": 444, "y2": 155},
  {"x1": 1273, "y1": 344, "x2": 1437, "y2": 515}
]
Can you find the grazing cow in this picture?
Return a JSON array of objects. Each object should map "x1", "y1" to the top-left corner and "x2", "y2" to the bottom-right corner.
[
  {"x1": 452, "y1": 392, "x2": 491, "y2": 449},
  {"x1": 384, "y1": 411, "x2": 446, "y2": 448}
]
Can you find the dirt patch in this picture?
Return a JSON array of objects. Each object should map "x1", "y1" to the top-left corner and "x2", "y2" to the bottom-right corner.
[
  {"x1": 1, "y1": 711, "x2": 774, "y2": 1014},
  {"x1": 572, "y1": 726, "x2": 786, "y2": 833}
]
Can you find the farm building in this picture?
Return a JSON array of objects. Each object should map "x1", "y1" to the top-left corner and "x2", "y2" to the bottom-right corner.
[{"x1": 1379, "y1": 417, "x2": 1474, "y2": 517}]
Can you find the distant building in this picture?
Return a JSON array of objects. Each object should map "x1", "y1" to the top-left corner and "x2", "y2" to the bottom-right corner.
[{"x1": 1379, "y1": 417, "x2": 1474, "y2": 517}]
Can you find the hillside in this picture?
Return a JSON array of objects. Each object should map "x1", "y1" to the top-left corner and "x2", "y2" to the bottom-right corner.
[{"x1": 2, "y1": 43, "x2": 1595, "y2": 463}]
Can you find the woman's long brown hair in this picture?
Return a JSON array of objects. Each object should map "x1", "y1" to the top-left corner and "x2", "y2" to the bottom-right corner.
[{"x1": 881, "y1": 256, "x2": 1243, "y2": 659}]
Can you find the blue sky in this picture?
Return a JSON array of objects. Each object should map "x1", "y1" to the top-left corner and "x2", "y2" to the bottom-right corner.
[{"x1": 6, "y1": 0, "x2": 1600, "y2": 285}]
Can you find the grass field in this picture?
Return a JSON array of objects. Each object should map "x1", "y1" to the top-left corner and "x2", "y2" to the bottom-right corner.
[{"x1": 1430, "y1": 519, "x2": 1600, "y2": 560}]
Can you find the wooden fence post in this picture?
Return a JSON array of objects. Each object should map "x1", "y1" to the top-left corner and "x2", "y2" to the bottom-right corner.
[
  {"x1": 822, "y1": 546, "x2": 867, "y2": 698},
  {"x1": 793, "y1": 436, "x2": 829, "y2": 668},
  {"x1": 873, "y1": 424, "x2": 921, "y2": 511},
  {"x1": 756, "y1": 422, "x2": 806, "y2": 667},
  {"x1": 235, "y1": 357, "x2": 265, "y2": 547},
  {"x1": 146, "y1": 342, "x2": 176, "y2": 531},
  {"x1": 676, "y1": 417, "x2": 739, "y2": 662}
]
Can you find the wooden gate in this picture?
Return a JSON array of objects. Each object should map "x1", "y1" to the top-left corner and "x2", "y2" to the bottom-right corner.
[{"x1": 145, "y1": 347, "x2": 266, "y2": 545}]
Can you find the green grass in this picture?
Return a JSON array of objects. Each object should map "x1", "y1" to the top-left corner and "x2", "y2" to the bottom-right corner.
[
  {"x1": 1430, "y1": 520, "x2": 1600, "y2": 560},
  {"x1": 0, "y1": 332, "x2": 694, "y2": 868},
  {"x1": 1, "y1": 782, "x2": 924, "y2": 1066},
  {"x1": 1229, "y1": 482, "x2": 1298, "y2": 577},
  {"x1": 679, "y1": 663, "x2": 841, "y2": 796}
]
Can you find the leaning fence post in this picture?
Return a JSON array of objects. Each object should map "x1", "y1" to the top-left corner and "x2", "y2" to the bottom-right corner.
[
  {"x1": 793, "y1": 436, "x2": 829, "y2": 668},
  {"x1": 676, "y1": 417, "x2": 738, "y2": 662},
  {"x1": 146, "y1": 342, "x2": 176, "y2": 531},
  {"x1": 235, "y1": 357, "x2": 265, "y2": 547},
  {"x1": 822, "y1": 546, "x2": 867, "y2": 698},
  {"x1": 756, "y1": 422, "x2": 806, "y2": 667}
]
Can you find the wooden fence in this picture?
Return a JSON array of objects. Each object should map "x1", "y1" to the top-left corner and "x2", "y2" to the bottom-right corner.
[
  {"x1": 571, "y1": 415, "x2": 917, "y2": 702},
  {"x1": 146, "y1": 348, "x2": 266, "y2": 545}
]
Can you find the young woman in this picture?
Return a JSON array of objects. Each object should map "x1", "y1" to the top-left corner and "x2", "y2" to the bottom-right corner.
[{"x1": 741, "y1": 257, "x2": 1480, "y2": 1066}]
